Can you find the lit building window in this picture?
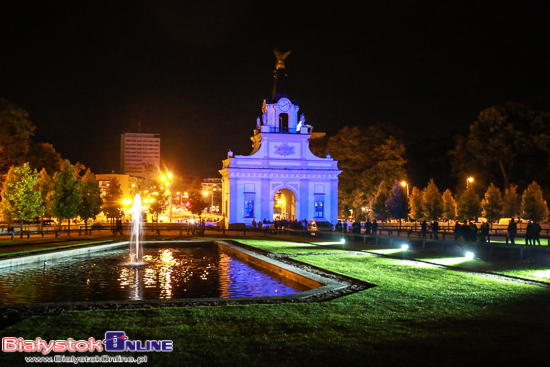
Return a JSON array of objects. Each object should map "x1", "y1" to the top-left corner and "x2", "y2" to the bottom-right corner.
[
  {"x1": 314, "y1": 201, "x2": 324, "y2": 218},
  {"x1": 244, "y1": 200, "x2": 254, "y2": 218}
]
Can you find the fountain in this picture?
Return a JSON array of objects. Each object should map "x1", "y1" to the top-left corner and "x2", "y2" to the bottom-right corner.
[{"x1": 128, "y1": 193, "x2": 145, "y2": 265}]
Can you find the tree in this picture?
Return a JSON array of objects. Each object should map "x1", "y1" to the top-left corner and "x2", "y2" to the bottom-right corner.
[
  {"x1": 0, "y1": 163, "x2": 44, "y2": 235},
  {"x1": 102, "y1": 176, "x2": 124, "y2": 227},
  {"x1": 187, "y1": 191, "x2": 207, "y2": 218},
  {"x1": 51, "y1": 160, "x2": 81, "y2": 232},
  {"x1": 421, "y1": 179, "x2": 443, "y2": 221},
  {"x1": 442, "y1": 189, "x2": 457, "y2": 221},
  {"x1": 481, "y1": 184, "x2": 503, "y2": 223},
  {"x1": 27, "y1": 142, "x2": 63, "y2": 175},
  {"x1": 0, "y1": 99, "x2": 35, "y2": 175},
  {"x1": 408, "y1": 187, "x2": 423, "y2": 221},
  {"x1": 457, "y1": 188, "x2": 481, "y2": 221},
  {"x1": 327, "y1": 124, "x2": 406, "y2": 217},
  {"x1": 502, "y1": 184, "x2": 521, "y2": 218},
  {"x1": 77, "y1": 169, "x2": 103, "y2": 234},
  {"x1": 357, "y1": 136, "x2": 407, "y2": 210},
  {"x1": 385, "y1": 180, "x2": 408, "y2": 222},
  {"x1": 465, "y1": 102, "x2": 550, "y2": 190},
  {"x1": 520, "y1": 181, "x2": 549, "y2": 222},
  {"x1": 369, "y1": 181, "x2": 389, "y2": 222},
  {"x1": 148, "y1": 181, "x2": 170, "y2": 222},
  {"x1": 37, "y1": 168, "x2": 54, "y2": 229}
]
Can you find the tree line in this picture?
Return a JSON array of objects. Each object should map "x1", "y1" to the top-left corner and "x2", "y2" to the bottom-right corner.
[
  {"x1": 311, "y1": 101, "x2": 550, "y2": 222},
  {"x1": 366, "y1": 179, "x2": 549, "y2": 224}
]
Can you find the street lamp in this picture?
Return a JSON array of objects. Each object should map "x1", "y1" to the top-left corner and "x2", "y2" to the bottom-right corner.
[
  {"x1": 467, "y1": 177, "x2": 474, "y2": 189},
  {"x1": 202, "y1": 190, "x2": 210, "y2": 215},
  {"x1": 400, "y1": 180, "x2": 409, "y2": 196},
  {"x1": 161, "y1": 172, "x2": 173, "y2": 223}
]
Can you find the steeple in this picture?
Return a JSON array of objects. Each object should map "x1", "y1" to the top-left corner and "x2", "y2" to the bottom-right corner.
[{"x1": 271, "y1": 50, "x2": 291, "y2": 100}]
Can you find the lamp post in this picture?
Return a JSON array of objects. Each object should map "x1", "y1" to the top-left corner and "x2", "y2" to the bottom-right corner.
[
  {"x1": 161, "y1": 172, "x2": 173, "y2": 223},
  {"x1": 467, "y1": 176, "x2": 474, "y2": 189},
  {"x1": 203, "y1": 190, "x2": 213, "y2": 216},
  {"x1": 400, "y1": 180, "x2": 409, "y2": 196}
]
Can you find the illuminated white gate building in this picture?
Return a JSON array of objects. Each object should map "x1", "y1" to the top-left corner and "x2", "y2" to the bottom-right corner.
[{"x1": 219, "y1": 53, "x2": 341, "y2": 227}]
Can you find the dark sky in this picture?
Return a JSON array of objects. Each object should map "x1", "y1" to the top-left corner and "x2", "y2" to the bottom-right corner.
[{"x1": 1, "y1": 0, "x2": 549, "y2": 178}]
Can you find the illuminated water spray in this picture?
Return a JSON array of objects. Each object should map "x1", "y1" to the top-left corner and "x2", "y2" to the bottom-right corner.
[{"x1": 129, "y1": 194, "x2": 144, "y2": 265}]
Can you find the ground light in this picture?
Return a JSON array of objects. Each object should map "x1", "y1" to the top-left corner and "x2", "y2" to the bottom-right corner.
[
  {"x1": 424, "y1": 252, "x2": 476, "y2": 266},
  {"x1": 369, "y1": 244, "x2": 410, "y2": 255},
  {"x1": 340, "y1": 238, "x2": 346, "y2": 244}
]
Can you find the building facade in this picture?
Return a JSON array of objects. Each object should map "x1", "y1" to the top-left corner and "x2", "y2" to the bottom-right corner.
[
  {"x1": 120, "y1": 133, "x2": 160, "y2": 181},
  {"x1": 219, "y1": 53, "x2": 341, "y2": 227},
  {"x1": 96, "y1": 173, "x2": 144, "y2": 200},
  {"x1": 202, "y1": 178, "x2": 222, "y2": 215}
]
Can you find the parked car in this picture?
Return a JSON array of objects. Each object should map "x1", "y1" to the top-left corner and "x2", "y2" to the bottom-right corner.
[
  {"x1": 307, "y1": 220, "x2": 333, "y2": 232},
  {"x1": 42, "y1": 219, "x2": 57, "y2": 226}
]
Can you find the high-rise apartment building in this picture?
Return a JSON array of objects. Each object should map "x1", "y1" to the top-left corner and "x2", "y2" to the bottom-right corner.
[{"x1": 120, "y1": 133, "x2": 160, "y2": 181}]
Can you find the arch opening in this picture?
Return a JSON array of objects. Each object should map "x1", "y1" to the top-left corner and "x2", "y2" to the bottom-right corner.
[{"x1": 273, "y1": 188, "x2": 295, "y2": 221}]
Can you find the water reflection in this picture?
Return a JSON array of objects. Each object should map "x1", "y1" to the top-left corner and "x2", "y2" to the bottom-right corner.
[{"x1": 0, "y1": 245, "x2": 311, "y2": 305}]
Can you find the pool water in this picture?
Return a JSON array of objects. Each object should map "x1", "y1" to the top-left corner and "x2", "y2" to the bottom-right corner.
[{"x1": 0, "y1": 244, "x2": 311, "y2": 305}]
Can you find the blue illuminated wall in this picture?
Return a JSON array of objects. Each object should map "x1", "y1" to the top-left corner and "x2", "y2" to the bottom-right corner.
[{"x1": 219, "y1": 98, "x2": 341, "y2": 227}]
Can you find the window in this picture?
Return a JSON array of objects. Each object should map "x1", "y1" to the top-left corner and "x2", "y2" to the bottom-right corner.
[
  {"x1": 279, "y1": 113, "x2": 288, "y2": 132},
  {"x1": 314, "y1": 201, "x2": 324, "y2": 218},
  {"x1": 244, "y1": 200, "x2": 254, "y2": 218},
  {"x1": 314, "y1": 201, "x2": 325, "y2": 218}
]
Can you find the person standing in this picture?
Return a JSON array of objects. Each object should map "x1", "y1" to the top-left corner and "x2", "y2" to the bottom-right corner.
[
  {"x1": 454, "y1": 221, "x2": 461, "y2": 241},
  {"x1": 507, "y1": 218, "x2": 518, "y2": 245},
  {"x1": 420, "y1": 220, "x2": 427, "y2": 238},
  {"x1": 525, "y1": 221, "x2": 533, "y2": 245},
  {"x1": 365, "y1": 219, "x2": 372, "y2": 235},
  {"x1": 461, "y1": 221, "x2": 470, "y2": 242},
  {"x1": 432, "y1": 220, "x2": 439, "y2": 239},
  {"x1": 372, "y1": 220, "x2": 378, "y2": 235},
  {"x1": 532, "y1": 221, "x2": 542, "y2": 246},
  {"x1": 481, "y1": 222, "x2": 490, "y2": 243}
]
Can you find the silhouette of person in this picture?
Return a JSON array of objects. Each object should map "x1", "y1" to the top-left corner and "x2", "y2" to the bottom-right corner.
[
  {"x1": 432, "y1": 220, "x2": 439, "y2": 239},
  {"x1": 454, "y1": 222, "x2": 461, "y2": 240},
  {"x1": 365, "y1": 219, "x2": 372, "y2": 235},
  {"x1": 533, "y1": 221, "x2": 542, "y2": 246},
  {"x1": 372, "y1": 220, "x2": 378, "y2": 235},
  {"x1": 525, "y1": 221, "x2": 533, "y2": 246},
  {"x1": 420, "y1": 221, "x2": 427, "y2": 238},
  {"x1": 507, "y1": 218, "x2": 518, "y2": 245}
]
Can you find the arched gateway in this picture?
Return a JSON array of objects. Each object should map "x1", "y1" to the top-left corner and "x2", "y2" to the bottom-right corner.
[{"x1": 219, "y1": 52, "x2": 341, "y2": 228}]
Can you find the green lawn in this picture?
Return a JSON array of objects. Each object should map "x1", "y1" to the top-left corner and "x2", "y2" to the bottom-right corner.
[{"x1": 1, "y1": 238, "x2": 549, "y2": 366}]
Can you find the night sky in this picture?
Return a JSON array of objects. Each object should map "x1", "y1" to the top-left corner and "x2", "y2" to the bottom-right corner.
[{"x1": 2, "y1": 0, "x2": 549, "y2": 178}]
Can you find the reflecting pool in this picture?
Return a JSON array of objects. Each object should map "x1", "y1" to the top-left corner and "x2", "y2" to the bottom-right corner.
[{"x1": 0, "y1": 244, "x2": 311, "y2": 305}]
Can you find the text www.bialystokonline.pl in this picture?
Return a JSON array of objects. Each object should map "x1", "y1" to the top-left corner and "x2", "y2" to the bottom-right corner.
[{"x1": 24, "y1": 355, "x2": 148, "y2": 364}]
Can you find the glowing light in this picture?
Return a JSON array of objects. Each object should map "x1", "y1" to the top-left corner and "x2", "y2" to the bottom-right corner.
[
  {"x1": 122, "y1": 199, "x2": 132, "y2": 205},
  {"x1": 424, "y1": 257, "x2": 471, "y2": 265},
  {"x1": 401, "y1": 244, "x2": 409, "y2": 250},
  {"x1": 467, "y1": 177, "x2": 474, "y2": 183},
  {"x1": 370, "y1": 249, "x2": 405, "y2": 255},
  {"x1": 401, "y1": 181, "x2": 407, "y2": 187},
  {"x1": 340, "y1": 238, "x2": 346, "y2": 244},
  {"x1": 465, "y1": 251, "x2": 475, "y2": 260}
]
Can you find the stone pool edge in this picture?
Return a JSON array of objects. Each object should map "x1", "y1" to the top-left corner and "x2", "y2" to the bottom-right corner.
[{"x1": 0, "y1": 239, "x2": 373, "y2": 330}]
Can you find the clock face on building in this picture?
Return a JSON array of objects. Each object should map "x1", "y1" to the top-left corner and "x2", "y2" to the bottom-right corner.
[{"x1": 277, "y1": 99, "x2": 290, "y2": 112}]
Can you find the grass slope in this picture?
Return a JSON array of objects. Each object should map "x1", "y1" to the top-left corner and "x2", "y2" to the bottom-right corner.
[{"x1": 1, "y1": 241, "x2": 549, "y2": 366}]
